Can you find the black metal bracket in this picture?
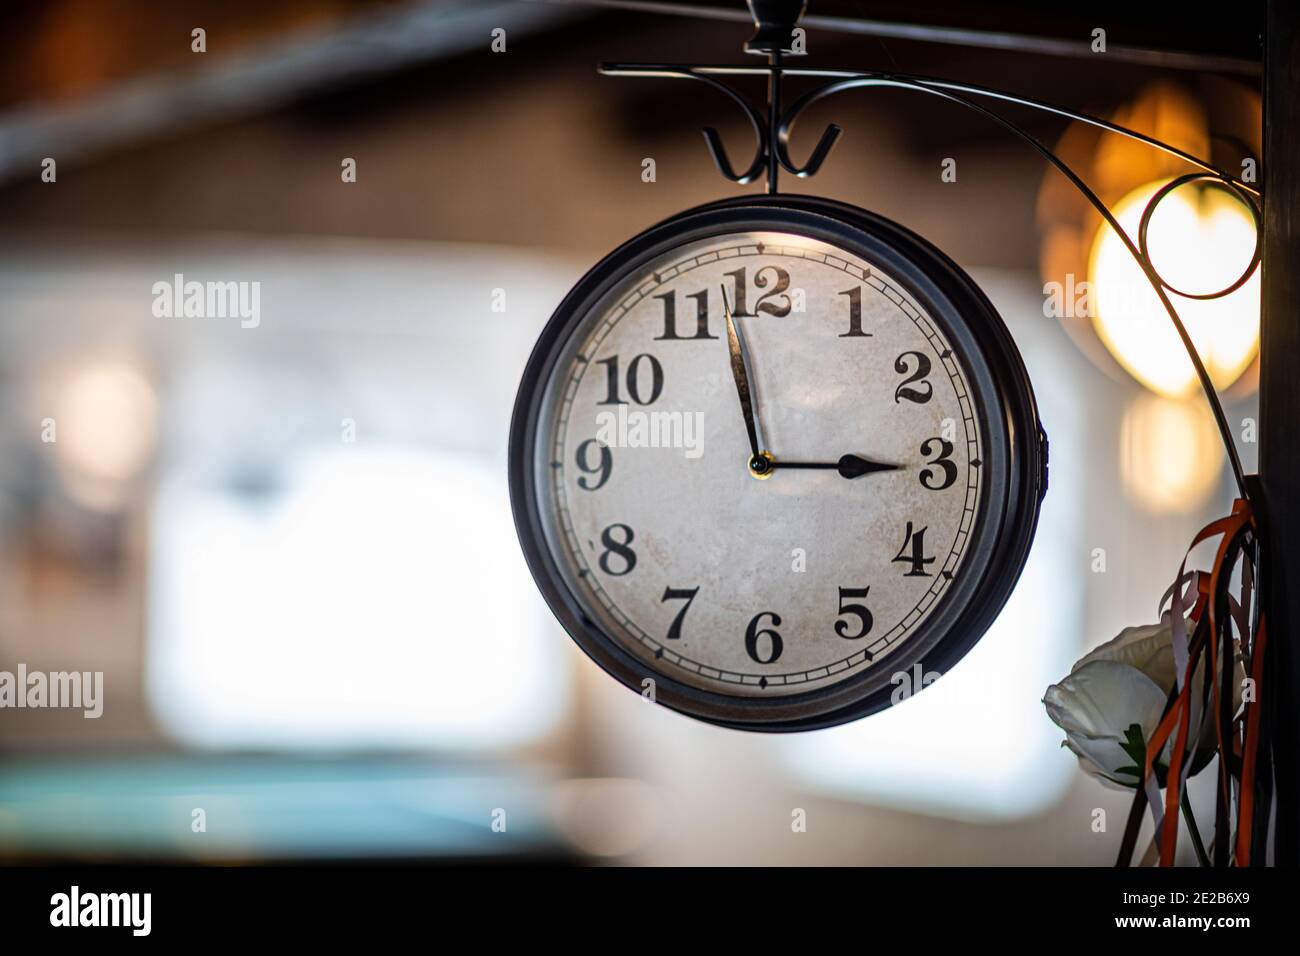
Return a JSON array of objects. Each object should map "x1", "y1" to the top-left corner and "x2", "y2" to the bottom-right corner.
[
  {"x1": 598, "y1": 0, "x2": 1278, "y2": 866},
  {"x1": 599, "y1": 0, "x2": 1261, "y2": 502}
]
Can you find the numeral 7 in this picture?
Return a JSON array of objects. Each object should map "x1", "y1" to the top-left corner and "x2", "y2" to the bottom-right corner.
[{"x1": 661, "y1": 586, "x2": 700, "y2": 641}]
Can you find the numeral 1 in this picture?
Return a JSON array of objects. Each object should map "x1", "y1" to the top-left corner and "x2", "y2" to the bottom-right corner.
[{"x1": 838, "y1": 286, "x2": 870, "y2": 337}]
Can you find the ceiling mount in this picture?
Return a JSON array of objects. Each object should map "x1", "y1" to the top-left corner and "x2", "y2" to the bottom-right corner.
[{"x1": 743, "y1": 0, "x2": 807, "y2": 55}]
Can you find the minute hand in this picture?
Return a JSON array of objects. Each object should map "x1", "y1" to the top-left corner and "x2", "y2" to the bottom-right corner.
[
  {"x1": 771, "y1": 454, "x2": 902, "y2": 480},
  {"x1": 721, "y1": 285, "x2": 764, "y2": 460}
]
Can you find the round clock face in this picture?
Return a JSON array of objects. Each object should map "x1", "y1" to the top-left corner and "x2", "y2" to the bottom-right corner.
[{"x1": 511, "y1": 196, "x2": 1046, "y2": 731}]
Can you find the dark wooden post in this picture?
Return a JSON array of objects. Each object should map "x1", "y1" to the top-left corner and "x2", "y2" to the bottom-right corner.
[{"x1": 1259, "y1": 0, "x2": 1299, "y2": 866}]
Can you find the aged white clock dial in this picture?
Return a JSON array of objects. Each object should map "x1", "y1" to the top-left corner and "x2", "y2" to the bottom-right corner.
[{"x1": 511, "y1": 196, "x2": 1046, "y2": 731}]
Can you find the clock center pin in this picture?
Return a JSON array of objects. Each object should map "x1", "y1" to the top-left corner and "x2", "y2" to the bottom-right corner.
[{"x1": 748, "y1": 450, "x2": 775, "y2": 479}]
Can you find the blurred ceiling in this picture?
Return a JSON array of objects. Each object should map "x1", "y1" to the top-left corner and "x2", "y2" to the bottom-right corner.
[
  {"x1": 0, "y1": 0, "x2": 1265, "y2": 266},
  {"x1": 0, "y1": 0, "x2": 1263, "y2": 114},
  {"x1": 0, "y1": 1, "x2": 1263, "y2": 163}
]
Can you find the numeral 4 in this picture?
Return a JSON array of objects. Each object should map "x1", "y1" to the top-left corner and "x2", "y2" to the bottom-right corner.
[{"x1": 892, "y1": 522, "x2": 935, "y2": 577}]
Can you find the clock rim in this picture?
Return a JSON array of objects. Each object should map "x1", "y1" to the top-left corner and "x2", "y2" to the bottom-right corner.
[{"x1": 509, "y1": 194, "x2": 1046, "y2": 732}]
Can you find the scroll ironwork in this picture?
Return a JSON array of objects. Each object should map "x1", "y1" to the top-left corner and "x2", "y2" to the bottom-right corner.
[{"x1": 598, "y1": 58, "x2": 1263, "y2": 500}]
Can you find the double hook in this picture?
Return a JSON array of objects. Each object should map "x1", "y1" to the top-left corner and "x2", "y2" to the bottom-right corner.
[
  {"x1": 702, "y1": 113, "x2": 842, "y2": 185},
  {"x1": 599, "y1": 63, "x2": 842, "y2": 190},
  {"x1": 775, "y1": 120, "x2": 842, "y2": 179}
]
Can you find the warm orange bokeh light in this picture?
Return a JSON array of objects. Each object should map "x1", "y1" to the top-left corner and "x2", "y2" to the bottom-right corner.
[{"x1": 1088, "y1": 179, "x2": 1259, "y2": 398}]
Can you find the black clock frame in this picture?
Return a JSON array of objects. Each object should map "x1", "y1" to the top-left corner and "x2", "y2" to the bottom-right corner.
[{"x1": 509, "y1": 194, "x2": 1048, "y2": 731}]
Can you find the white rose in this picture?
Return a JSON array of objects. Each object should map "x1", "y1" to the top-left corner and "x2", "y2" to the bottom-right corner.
[{"x1": 1043, "y1": 617, "x2": 1241, "y2": 789}]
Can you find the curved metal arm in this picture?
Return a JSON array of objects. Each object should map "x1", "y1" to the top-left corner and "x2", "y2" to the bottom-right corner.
[
  {"x1": 776, "y1": 71, "x2": 1259, "y2": 196},
  {"x1": 600, "y1": 64, "x2": 769, "y2": 184},
  {"x1": 776, "y1": 71, "x2": 1259, "y2": 499}
]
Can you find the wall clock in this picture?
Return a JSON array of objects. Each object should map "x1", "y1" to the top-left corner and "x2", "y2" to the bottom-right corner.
[{"x1": 509, "y1": 194, "x2": 1048, "y2": 731}]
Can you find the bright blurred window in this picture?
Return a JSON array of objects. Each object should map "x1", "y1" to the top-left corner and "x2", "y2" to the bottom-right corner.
[{"x1": 146, "y1": 443, "x2": 567, "y2": 751}]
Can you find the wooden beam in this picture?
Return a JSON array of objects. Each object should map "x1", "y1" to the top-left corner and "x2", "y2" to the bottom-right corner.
[
  {"x1": 559, "y1": 0, "x2": 1262, "y2": 75},
  {"x1": 1259, "y1": 0, "x2": 1299, "y2": 866}
]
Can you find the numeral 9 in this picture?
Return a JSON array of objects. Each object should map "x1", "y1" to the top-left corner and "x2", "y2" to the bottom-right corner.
[{"x1": 575, "y1": 438, "x2": 612, "y2": 491}]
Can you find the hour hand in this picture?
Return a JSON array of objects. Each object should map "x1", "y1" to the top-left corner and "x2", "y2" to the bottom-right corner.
[{"x1": 771, "y1": 454, "x2": 902, "y2": 480}]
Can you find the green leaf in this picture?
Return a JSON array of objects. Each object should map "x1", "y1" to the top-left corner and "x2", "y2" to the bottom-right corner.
[{"x1": 1118, "y1": 723, "x2": 1148, "y2": 770}]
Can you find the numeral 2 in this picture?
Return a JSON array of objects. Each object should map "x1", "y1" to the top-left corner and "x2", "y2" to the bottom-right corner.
[{"x1": 894, "y1": 351, "x2": 933, "y2": 403}]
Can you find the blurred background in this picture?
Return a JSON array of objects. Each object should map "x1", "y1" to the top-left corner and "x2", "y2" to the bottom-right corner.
[{"x1": 0, "y1": 0, "x2": 1266, "y2": 864}]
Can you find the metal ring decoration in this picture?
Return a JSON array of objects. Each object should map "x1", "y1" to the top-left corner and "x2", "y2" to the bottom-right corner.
[
  {"x1": 774, "y1": 70, "x2": 1257, "y2": 498},
  {"x1": 1136, "y1": 172, "x2": 1263, "y2": 301},
  {"x1": 599, "y1": 60, "x2": 1262, "y2": 501}
]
